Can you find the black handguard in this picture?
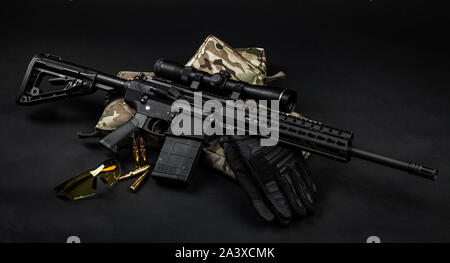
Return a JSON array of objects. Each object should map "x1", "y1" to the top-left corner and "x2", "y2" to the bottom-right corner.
[{"x1": 221, "y1": 136, "x2": 316, "y2": 225}]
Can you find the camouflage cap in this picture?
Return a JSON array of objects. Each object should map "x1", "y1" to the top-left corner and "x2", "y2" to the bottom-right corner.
[{"x1": 186, "y1": 35, "x2": 268, "y2": 85}]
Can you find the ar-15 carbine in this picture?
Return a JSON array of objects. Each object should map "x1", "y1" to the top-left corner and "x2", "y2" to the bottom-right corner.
[{"x1": 17, "y1": 54, "x2": 438, "y2": 183}]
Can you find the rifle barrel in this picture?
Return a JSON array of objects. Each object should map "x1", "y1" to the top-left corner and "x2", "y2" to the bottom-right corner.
[{"x1": 351, "y1": 147, "x2": 438, "y2": 181}]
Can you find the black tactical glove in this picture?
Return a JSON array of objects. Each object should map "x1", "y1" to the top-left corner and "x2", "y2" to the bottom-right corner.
[{"x1": 221, "y1": 136, "x2": 316, "y2": 225}]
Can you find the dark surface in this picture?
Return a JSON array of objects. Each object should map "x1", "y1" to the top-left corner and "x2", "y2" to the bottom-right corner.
[{"x1": 0, "y1": 0, "x2": 449, "y2": 242}]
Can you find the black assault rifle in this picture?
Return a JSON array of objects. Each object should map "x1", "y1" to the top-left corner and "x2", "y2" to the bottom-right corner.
[{"x1": 17, "y1": 54, "x2": 438, "y2": 183}]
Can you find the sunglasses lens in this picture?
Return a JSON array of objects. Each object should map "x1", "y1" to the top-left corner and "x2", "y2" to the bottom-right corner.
[
  {"x1": 55, "y1": 172, "x2": 96, "y2": 200},
  {"x1": 99, "y1": 159, "x2": 121, "y2": 186},
  {"x1": 55, "y1": 159, "x2": 121, "y2": 200}
]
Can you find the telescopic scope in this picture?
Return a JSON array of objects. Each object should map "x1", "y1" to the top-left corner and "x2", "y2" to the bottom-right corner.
[{"x1": 154, "y1": 59, "x2": 297, "y2": 112}]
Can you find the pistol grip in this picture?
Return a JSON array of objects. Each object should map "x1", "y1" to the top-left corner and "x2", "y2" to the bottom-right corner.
[{"x1": 99, "y1": 113, "x2": 147, "y2": 153}]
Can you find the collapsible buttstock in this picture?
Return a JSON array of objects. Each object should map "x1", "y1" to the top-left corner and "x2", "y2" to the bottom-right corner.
[{"x1": 16, "y1": 54, "x2": 97, "y2": 105}]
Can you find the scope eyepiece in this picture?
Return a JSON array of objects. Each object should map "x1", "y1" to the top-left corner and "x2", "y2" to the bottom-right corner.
[{"x1": 154, "y1": 59, "x2": 297, "y2": 112}]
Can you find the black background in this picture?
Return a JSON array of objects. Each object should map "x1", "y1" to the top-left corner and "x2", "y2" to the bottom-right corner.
[{"x1": 0, "y1": 0, "x2": 449, "y2": 242}]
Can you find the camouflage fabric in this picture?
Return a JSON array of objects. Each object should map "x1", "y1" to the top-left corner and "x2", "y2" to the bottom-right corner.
[
  {"x1": 95, "y1": 98, "x2": 136, "y2": 131},
  {"x1": 95, "y1": 72, "x2": 154, "y2": 132},
  {"x1": 117, "y1": 71, "x2": 155, "y2": 80},
  {"x1": 202, "y1": 138, "x2": 236, "y2": 178},
  {"x1": 186, "y1": 35, "x2": 268, "y2": 85}
]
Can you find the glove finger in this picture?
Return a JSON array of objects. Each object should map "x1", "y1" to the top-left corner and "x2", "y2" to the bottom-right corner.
[
  {"x1": 235, "y1": 171, "x2": 276, "y2": 222},
  {"x1": 288, "y1": 158, "x2": 316, "y2": 213},
  {"x1": 278, "y1": 167, "x2": 309, "y2": 217},
  {"x1": 295, "y1": 154, "x2": 317, "y2": 194},
  {"x1": 266, "y1": 147, "x2": 308, "y2": 217},
  {"x1": 223, "y1": 141, "x2": 275, "y2": 222},
  {"x1": 225, "y1": 137, "x2": 293, "y2": 225},
  {"x1": 247, "y1": 152, "x2": 293, "y2": 224}
]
